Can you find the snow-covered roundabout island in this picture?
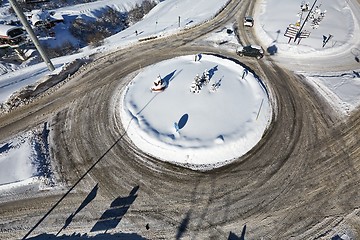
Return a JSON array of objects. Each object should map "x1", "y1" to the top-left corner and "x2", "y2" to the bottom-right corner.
[{"x1": 120, "y1": 54, "x2": 272, "y2": 170}]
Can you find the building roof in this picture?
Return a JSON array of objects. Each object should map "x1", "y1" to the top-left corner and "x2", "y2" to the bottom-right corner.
[
  {"x1": 29, "y1": 10, "x2": 64, "y2": 26},
  {"x1": 0, "y1": 24, "x2": 23, "y2": 37}
]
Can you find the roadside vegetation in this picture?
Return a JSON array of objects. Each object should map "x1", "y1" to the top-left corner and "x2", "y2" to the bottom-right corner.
[
  {"x1": 8, "y1": 0, "x2": 158, "y2": 56},
  {"x1": 69, "y1": 7, "x2": 128, "y2": 47}
]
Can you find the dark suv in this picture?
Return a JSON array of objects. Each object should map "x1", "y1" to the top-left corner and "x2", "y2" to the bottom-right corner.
[{"x1": 236, "y1": 45, "x2": 264, "y2": 59}]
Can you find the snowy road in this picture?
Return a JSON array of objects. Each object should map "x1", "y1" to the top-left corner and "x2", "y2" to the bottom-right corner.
[{"x1": 1, "y1": 0, "x2": 360, "y2": 239}]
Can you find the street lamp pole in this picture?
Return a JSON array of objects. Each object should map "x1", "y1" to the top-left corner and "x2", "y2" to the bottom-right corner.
[
  {"x1": 9, "y1": 0, "x2": 55, "y2": 71},
  {"x1": 294, "y1": 0, "x2": 318, "y2": 43}
]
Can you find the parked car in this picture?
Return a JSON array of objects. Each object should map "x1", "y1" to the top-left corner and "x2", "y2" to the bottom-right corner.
[
  {"x1": 243, "y1": 16, "x2": 254, "y2": 27},
  {"x1": 236, "y1": 45, "x2": 264, "y2": 59}
]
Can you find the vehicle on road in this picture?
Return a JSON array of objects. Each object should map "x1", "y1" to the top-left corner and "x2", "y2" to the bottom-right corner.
[
  {"x1": 236, "y1": 45, "x2": 264, "y2": 59},
  {"x1": 243, "y1": 16, "x2": 254, "y2": 27}
]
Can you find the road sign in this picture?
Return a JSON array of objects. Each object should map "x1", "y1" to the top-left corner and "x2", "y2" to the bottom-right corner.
[{"x1": 284, "y1": 24, "x2": 311, "y2": 44}]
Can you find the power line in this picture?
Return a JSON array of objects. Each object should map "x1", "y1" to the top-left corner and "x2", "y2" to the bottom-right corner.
[{"x1": 294, "y1": 0, "x2": 318, "y2": 43}]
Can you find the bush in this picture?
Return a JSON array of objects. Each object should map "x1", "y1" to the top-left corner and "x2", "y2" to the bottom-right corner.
[
  {"x1": 43, "y1": 41, "x2": 77, "y2": 58},
  {"x1": 87, "y1": 32, "x2": 105, "y2": 47},
  {"x1": 69, "y1": 7, "x2": 128, "y2": 47},
  {"x1": 128, "y1": 0, "x2": 157, "y2": 24}
]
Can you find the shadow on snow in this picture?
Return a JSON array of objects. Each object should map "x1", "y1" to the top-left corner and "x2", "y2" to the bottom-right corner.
[
  {"x1": 177, "y1": 113, "x2": 189, "y2": 130},
  {"x1": 208, "y1": 65, "x2": 218, "y2": 80},
  {"x1": 228, "y1": 224, "x2": 246, "y2": 240},
  {"x1": 22, "y1": 122, "x2": 133, "y2": 239},
  {"x1": 90, "y1": 186, "x2": 139, "y2": 233},
  {"x1": 57, "y1": 183, "x2": 99, "y2": 236},
  {"x1": 162, "y1": 70, "x2": 177, "y2": 85},
  {"x1": 176, "y1": 211, "x2": 191, "y2": 240},
  {"x1": 28, "y1": 232, "x2": 147, "y2": 240}
]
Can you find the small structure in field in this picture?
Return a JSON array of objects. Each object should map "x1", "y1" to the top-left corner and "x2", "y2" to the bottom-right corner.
[{"x1": 151, "y1": 74, "x2": 167, "y2": 92}]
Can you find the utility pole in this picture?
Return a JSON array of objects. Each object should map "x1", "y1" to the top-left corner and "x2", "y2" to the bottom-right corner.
[
  {"x1": 294, "y1": 0, "x2": 317, "y2": 43},
  {"x1": 9, "y1": 0, "x2": 55, "y2": 71}
]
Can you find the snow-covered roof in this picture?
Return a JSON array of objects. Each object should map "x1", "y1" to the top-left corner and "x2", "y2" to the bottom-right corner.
[
  {"x1": 0, "y1": 24, "x2": 23, "y2": 37},
  {"x1": 31, "y1": 15, "x2": 42, "y2": 26},
  {"x1": 29, "y1": 10, "x2": 64, "y2": 26},
  {"x1": 250, "y1": 45, "x2": 263, "y2": 50}
]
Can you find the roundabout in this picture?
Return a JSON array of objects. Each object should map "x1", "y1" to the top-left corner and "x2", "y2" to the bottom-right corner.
[
  {"x1": 119, "y1": 54, "x2": 271, "y2": 170},
  {"x1": 0, "y1": 0, "x2": 360, "y2": 239}
]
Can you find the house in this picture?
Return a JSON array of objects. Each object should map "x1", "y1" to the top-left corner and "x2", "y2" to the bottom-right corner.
[
  {"x1": 0, "y1": 24, "x2": 26, "y2": 48},
  {"x1": 27, "y1": 9, "x2": 64, "y2": 28}
]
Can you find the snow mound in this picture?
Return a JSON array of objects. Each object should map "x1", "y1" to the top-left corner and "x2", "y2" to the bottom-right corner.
[{"x1": 120, "y1": 54, "x2": 271, "y2": 170}]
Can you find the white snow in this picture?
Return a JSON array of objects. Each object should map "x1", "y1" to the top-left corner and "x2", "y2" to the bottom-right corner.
[
  {"x1": 253, "y1": 0, "x2": 360, "y2": 115},
  {"x1": 0, "y1": 133, "x2": 35, "y2": 187},
  {"x1": 120, "y1": 54, "x2": 271, "y2": 170},
  {"x1": 74, "y1": 0, "x2": 230, "y2": 54},
  {"x1": 0, "y1": 125, "x2": 55, "y2": 192},
  {"x1": 255, "y1": 0, "x2": 353, "y2": 55},
  {"x1": 206, "y1": 24, "x2": 240, "y2": 49},
  {"x1": 303, "y1": 70, "x2": 360, "y2": 114}
]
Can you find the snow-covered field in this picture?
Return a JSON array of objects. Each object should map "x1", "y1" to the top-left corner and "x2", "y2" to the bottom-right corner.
[
  {"x1": 0, "y1": 0, "x2": 360, "y2": 188},
  {"x1": 303, "y1": 70, "x2": 360, "y2": 114},
  {"x1": 0, "y1": 132, "x2": 35, "y2": 186},
  {"x1": 0, "y1": 123, "x2": 54, "y2": 191},
  {"x1": 254, "y1": 0, "x2": 360, "y2": 114},
  {"x1": 256, "y1": 0, "x2": 353, "y2": 55}
]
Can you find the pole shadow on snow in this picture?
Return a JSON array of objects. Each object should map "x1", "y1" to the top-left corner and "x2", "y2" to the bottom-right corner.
[
  {"x1": 176, "y1": 211, "x2": 191, "y2": 240},
  {"x1": 90, "y1": 186, "x2": 139, "y2": 233},
  {"x1": 22, "y1": 131, "x2": 129, "y2": 240},
  {"x1": 228, "y1": 224, "x2": 246, "y2": 240},
  {"x1": 27, "y1": 232, "x2": 147, "y2": 239},
  {"x1": 274, "y1": 29, "x2": 281, "y2": 42},
  {"x1": 56, "y1": 183, "x2": 99, "y2": 236}
]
